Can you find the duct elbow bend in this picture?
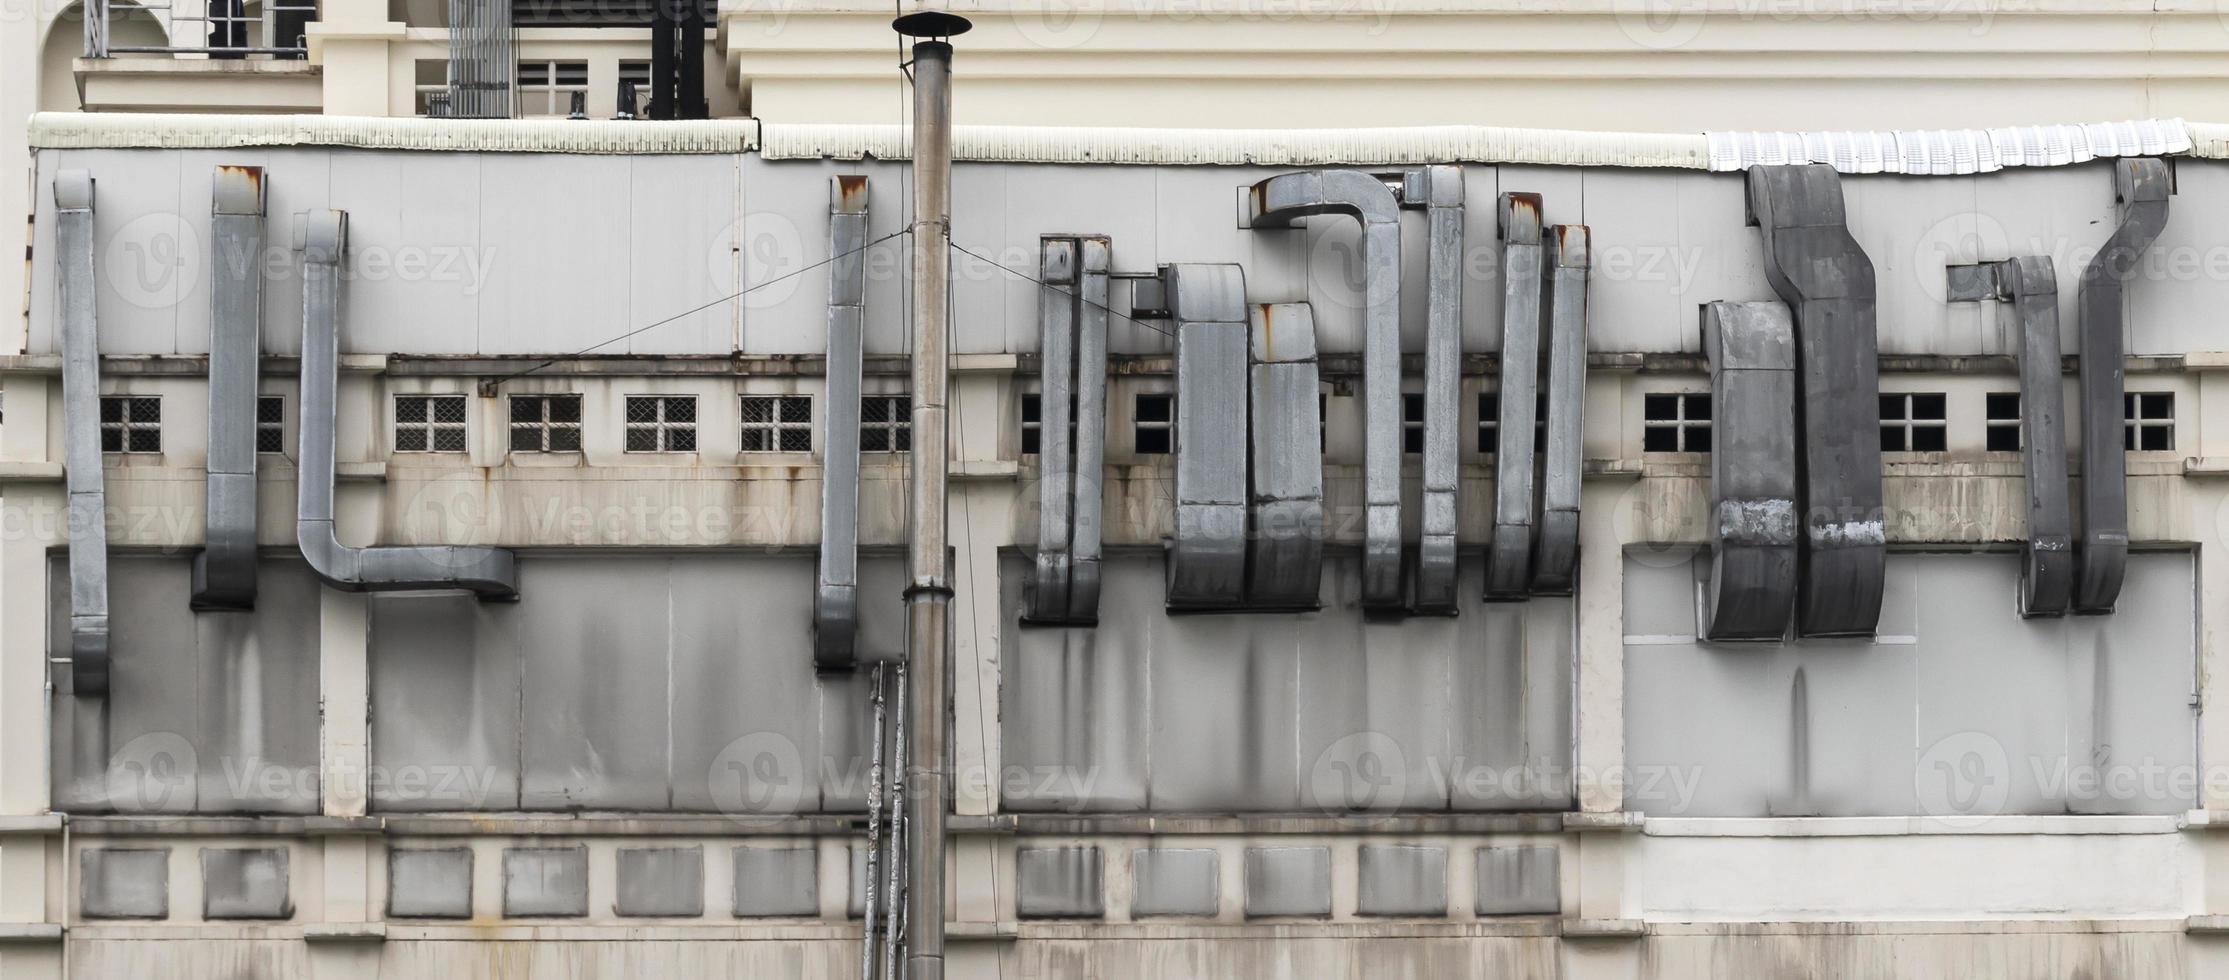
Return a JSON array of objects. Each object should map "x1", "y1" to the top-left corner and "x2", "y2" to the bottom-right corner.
[{"x1": 297, "y1": 518, "x2": 519, "y2": 601}]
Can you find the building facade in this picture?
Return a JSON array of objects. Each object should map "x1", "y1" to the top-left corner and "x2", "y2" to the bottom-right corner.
[{"x1": 8, "y1": 4, "x2": 2229, "y2": 980}]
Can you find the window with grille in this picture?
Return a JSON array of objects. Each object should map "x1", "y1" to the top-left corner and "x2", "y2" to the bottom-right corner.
[
  {"x1": 739, "y1": 395, "x2": 810, "y2": 452},
  {"x1": 2125, "y1": 392, "x2": 2175, "y2": 451},
  {"x1": 1879, "y1": 393, "x2": 1948, "y2": 452},
  {"x1": 1019, "y1": 392, "x2": 1085, "y2": 456},
  {"x1": 510, "y1": 394, "x2": 582, "y2": 453},
  {"x1": 257, "y1": 396, "x2": 285, "y2": 454},
  {"x1": 1986, "y1": 392, "x2": 2022, "y2": 452},
  {"x1": 861, "y1": 395, "x2": 911, "y2": 453},
  {"x1": 625, "y1": 395, "x2": 698, "y2": 452},
  {"x1": 99, "y1": 396, "x2": 161, "y2": 454},
  {"x1": 1134, "y1": 393, "x2": 1173, "y2": 455},
  {"x1": 1402, "y1": 393, "x2": 1425, "y2": 454},
  {"x1": 1641, "y1": 393, "x2": 1711, "y2": 453},
  {"x1": 395, "y1": 394, "x2": 467, "y2": 452},
  {"x1": 1476, "y1": 391, "x2": 1550, "y2": 456},
  {"x1": 516, "y1": 60, "x2": 589, "y2": 117}
]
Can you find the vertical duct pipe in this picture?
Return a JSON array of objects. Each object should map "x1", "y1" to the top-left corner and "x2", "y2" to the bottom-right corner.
[
  {"x1": 1245, "y1": 302, "x2": 1325, "y2": 608},
  {"x1": 296, "y1": 211, "x2": 518, "y2": 597},
  {"x1": 1948, "y1": 257, "x2": 2073, "y2": 616},
  {"x1": 192, "y1": 165, "x2": 266, "y2": 611},
  {"x1": 447, "y1": 0, "x2": 514, "y2": 118},
  {"x1": 1532, "y1": 223, "x2": 1590, "y2": 594},
  {"x1": 1747, "y1": 165, "x2": 1885, "y2": 638},
  {"x1": 1244, "y1": 170, "x2": 1404, "y2": 610},
  {"x1": 2074, "y1": 158, "x2": 2170, "y2": 614},
  {"x1": 1486, "y1": 193, "x2": 1545, "y2": 600},
  {"x1": 894, "y1": 14, "x2": 966, "y2": 980},
  {"x1": 1162, "y1": 263, "x2": 1251, "y2": 611},
  {"x1": 56, "y1": 170, "x2": 111, "y2": 697},
  {"x1": 1398, "y1": 166, "x2": 1464, "y2": 613},
  {"x1": 1700, "y1": 301, "x2": 1799, "y2": 641},
  {"x1": 1026, "y1": 238, "x2": 1078, "y2": 622},
  {"x1": 815, "y1": 175, "x2": 870, "y2": 669},
  {"x1": 1067, "y1": 237, "x2": 1109, "y2": 622}
]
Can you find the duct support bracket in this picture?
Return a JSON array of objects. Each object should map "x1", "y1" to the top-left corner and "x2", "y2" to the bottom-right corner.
[
  {"x1": 1486, "y1": 193, "x2": 1546, "y2": 600},
  {"x1": 2073, "y1": 158, "x2": 2171, "y2": 614},
  {"x1": 56, "y1": 169, "x2": 111, "y2": 696},
  {"x1": 192, "y1": 165, "x2": 267, "y2": 612},
  {"x1": 1949, "y1": 257, "x2": 2074, "y2": 617},
  {"x1": 1700, "y1": 301, "x2": 1799, "y2": 641},
  {"x1": 1532, "y1": 223, "x2": 1591, "y2": 595},
  {"x1": 815, "y1": 175, "x2": 871, "y2": 668},
  {"x1": 1163, "y1": 263, "x2": 1251, "y2": 611},
  {"x1": 1244, "y1": 302, "x2": 1326, "y2": 609},
  {"x1": 1747, "y1": 165, "x2": 1885, "y2": 638}
]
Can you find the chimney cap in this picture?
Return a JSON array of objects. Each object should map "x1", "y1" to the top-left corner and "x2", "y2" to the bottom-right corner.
[{"x1": 893, "y1": 10, "x2": 972, "y2": 38}]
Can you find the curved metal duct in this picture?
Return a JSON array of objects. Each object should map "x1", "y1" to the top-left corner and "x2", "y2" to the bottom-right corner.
[
  {"x1": 296, "y1": 210, "x2": 518, "y2": 598},
  {"x1": 1163, "y1": 263, "x2": 1250, "y2": 611},
  {"x1": 1746, "y1": 164, "x2": 1884, "y2": 638},
  {"x1": 1024, "y1": 235, "x2": 1111, "y2": 625},
  {"x1": 56, "y1": 169, "x2": 111, "y2": 696},
  {"x1": 1486, "y1": 192, "x2": 1545, "y2": 600},
  {"x1": 192, "y1": 165, "x2": 266, "y2": 611},
  {"x1": 1398, "y1": 165, "x2": 1463, "y2": 613},
  {"x1": 1244, "y1": 171, "x2": 1404, "y2": 610},
  {"x1": 1948, "y1": 257, "x2": 2072, "y2": 616},
  {"x1": 2073, "y1": 158, "x2": 2170, "y2": 614},
  {"x1": 1532, "y1": 223, "x2": 1590, "y2": 594},
  {"x1": 815, "y1": 175, "x2": 869, "y2": 669},
  {"x1": 1701, "y1": 301, "x2": 1798, "y2": 641},
  {"x1": 1245, "y1": 302, "x2": 1324, "y2": 609}
]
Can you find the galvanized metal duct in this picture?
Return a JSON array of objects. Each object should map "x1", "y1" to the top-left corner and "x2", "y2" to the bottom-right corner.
[
  {"x1": 1532, "y1": 223, "x2": 1590, "y2": 594},
  {"x1": 1162, "y1": 263, "x2": 1250, "y2": 611},
  {"x1": 1398, "y1": 166, "x2": 1463, "y2": 613},
  {"x1": 296, "y1": 211, "x2": 518, "y2": 597},
  {"x1": 1245, "y1": 302, "x2": 1325, "y2": 609},
  {"x1": 1747, "y1": 165, "x2": 1885, "y2": 638},
  {"x1": 1024, "y1": 235, "x2": 1110, "y2": 624},
  {"x1": 56, "y1": 170, "x2": 111, "y2": 696},
  {"x1": 1486, "y1": 193, "x2": 1545, "y2": 600},
  {"x1": 2074, "y1": 158, "x2": 2171, "y2": 614},
  {"x1": 1948, "y1": 257, "x2": 2073, "y2": 616},
  {"x1": 1701, "y1": 301, "x2": 1799, "y2": 641},
  {"x1": 1244, "y1": 171, "x2": 1404, "y2": 610},
  {"x1": 191, "y1": 165, "x2": 265, "y2": 612},
  {"x1": 814, "y1": 176, "x2": 870, "y2": 669}
]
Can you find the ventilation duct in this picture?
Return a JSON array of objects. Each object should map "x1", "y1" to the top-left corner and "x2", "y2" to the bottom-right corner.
[
  {"x1": 1245, "y1": 302, "x2": 1325, "y2": 608},
  {"x1": 1701, "y1": 301, "x2": 1798, "y2": 641},
  {"x1": 192, "y1": 166, "x2": 265, "y2": 611},
  {"x1": 296, "y1": 211, "x2": 518, "y2": 598},
  {"x1": 1531, "y1": 223, "x2": 1590, "y2": 594},
  {"x1": 2074, "y1": 158, "x2": 2171, "y2": 614},
  {"x1": 1162, "y1": 263, "x2": 1250, "y2": 611},
  {"x1": 1024, "y1": 235, "x2": 1110, "y2": 625},
  {"x1": 1398, "y1": 165, "x2": 1463, "y2": 613},
  {"x1": 1244, "y1": 170, "x2": 1404, "y2": 610},
  {"x1": 1485, "y1": 192, "x2": 1545, "y2": 600},
  {"x1": 1948, "y1": 257, "x2": 2073, "y2": 616},
  {"x1": 1747, "y1": 165, "x2": 1884, "y2": 638},
  {"x1": 815, "y1": 176, "x2": 869, "y2": 669},
  {"x1": 55, "y1": 170, "x2": 111, "y2": 696},
  {"x1": 445, "y1": 0, "x2": 515, "y2": 119}
]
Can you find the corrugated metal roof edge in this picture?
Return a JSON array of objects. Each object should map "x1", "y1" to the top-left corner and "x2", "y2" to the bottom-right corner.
[{"x1": 28, "y1": 113, "x2": 2229, "y2": 171}]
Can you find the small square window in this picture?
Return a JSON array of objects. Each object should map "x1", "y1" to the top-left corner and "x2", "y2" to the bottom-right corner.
[
  {"x1": 628, "y1": 395, "x2": 700, "y2": 453},
  {"x1": 99, "y1": 395, "x2": 162, "y2": 454},
  {"x1": 1986, "y1": 392, "x2": 2022, "y2": 452},
  {"x1": 1880, "y1": 392, "x2": 1947, "y2": 453},
  {"x1": 509, "y1": 394, "x2": 583, "y2": 453},
  {"x1": 740, "y1": 395, "x2": 812, "y2": 453},
  {"x1": 861, "y1": 395, "x2": 912, "y2": 453},
  {"x1": 394, "y1": 394, "x2": 467, "y2": 453},
  {"x1": 1478, "y1": 392, "x2": 1500, "y2": 455},
  {"x1": 256, "y1": 396, "x2": 285, "y2": 454},
  {"x1": 2124, "y1": 392, "x2": 2175, "y2": 451},
  {"x1": 1402, "y1": 393, "x2": 1424, "y2": 455},
  {"x1": 1134, "y1": 393, "x2": 1172, "y2": 455},
  {"x1": 1641, "y1": 393, "x2": 1710, "y2": 453},
  {"x1": 1020, "y1": 393, "x2": 1043, "y2": 455}
]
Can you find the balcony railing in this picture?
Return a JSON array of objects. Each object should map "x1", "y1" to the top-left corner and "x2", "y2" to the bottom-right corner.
[{"x1": 83, "y1": 0, "x2": 319, "y2": 58}]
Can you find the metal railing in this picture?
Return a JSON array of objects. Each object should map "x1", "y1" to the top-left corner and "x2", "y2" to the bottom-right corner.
[{"x1": 83, "y1": 0, "x2": 319, "y2": 58}]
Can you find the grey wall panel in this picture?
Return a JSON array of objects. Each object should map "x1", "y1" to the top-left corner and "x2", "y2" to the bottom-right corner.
[
  {"x1": 1016, "y1": 846, "x2": 1106, "y2": 919},
  {"x1": 325, "y1": 152, "x2": 482, "y2": 354},
  {"x1": 1148, "y1": 603, "x2": 1301, "y2": 811},
  {"x1": 81, "y1": 848, "x2": 169, "y2": 920},
  {"x1": 1974, "y1": 165, "x2": 2123, "y2": 355},
  {"x1": 368, "y1": 591, "x2": 523, "y2": 812},
  {"x1": 503, "y1": 846, "x2": 589, "y2": 918},
  {"x1": 518, "y1": 558, "x2": 673, "y2": 810},
  {"x1": 1627, "y1": 552, "x2": 2196, "y2": 817},
  {"x1": 1475, "y1": 846, "x2": 1559, "y2": 916},
  {"x1": 201, "y1": 847, "x2": 291, "y2": 920},
  {"x1": 388, "y1": 848, "x2": 473, "y2": 919},
  {"x1": 1357, "y1": 844, "x2": 1448, "y2": 917},
  {"x1": 475, "y1": 155, "x2": 632, "y2": 354},
  {"x1": 50, "y1": 556, "x2": 320, "y2": 814},
  {"x1": 1131, "y1": 848, "x2": 1219, "y2": 918},
  {"x1": 628, "y1": 155, "x2": 740, "y2": 355},
  {"x1": 68, "y1": 153, "x2": 183, "y2": 355},
  {"x1": 252, "y1": 148, "x2": 336, "y2": 358},
  {"x1": 672, "y1": 553, "x2": 824, "y2": 813},
  {"x1": 1001, "y1": 557, "x2": 1149, "y2": 812},
  {"x1": 733, "y1": 846, "x2": 819, "y2": 917},
  {"x1": 1450, "y1": 589, "x2": 1576, "y2": 811},
  {"x1": 1839, "y1": 174, "x2": 1983, "y2": 355},
  {"x1": 947, "y1": 162, "x2": 1014, "y2": 356},
  {"x1": 1296, "y1": 579, "x2": 1453, "y2": 811},
  {"x1": 737, "y1": 158, "x2": 905, "y2": 356},
  {"x1": 615, "y1": 846, "x2": 705, "y2": 918},
  {"x1": 2130, "y1": 159, "x2": 2219, "y2": 356},
  {"x1": 1243, "y1": 847, "x2": 1331, "y2": 919},
  {"x1": 1579, "y1": 170, "x2": 1773, "y2": 353}
]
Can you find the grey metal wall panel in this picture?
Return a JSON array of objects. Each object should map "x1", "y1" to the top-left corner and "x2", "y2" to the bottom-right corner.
[
  {"x1": 626, "y1": 155, "x2": 740, "y2": 355},
  {"x1": 193, "y1": 559, "x2": 322, "y2": 814},
  {"x1": 1579, "y1": 170, "x2": 1773, "y2": 353},
  {"x1": 2074, "y1": 159, "x2": 2170, "y2": 613},
  {"x1": 732, "y1": 846, "x2": 819, "y2": 917},
  {"x1": 1000, "y1": 556, "x2": 1149, "y2": 812},
  {"x1": 1295, "y1": 582, "x2": 1454, "y2": 812},
  {"x1": 56, "y1": 168, "x2": 110, "y2": 696},
  {"x1": 1701, "y1": 302, "x2": 1799, "y2": 641},
  {"x1": 1243, "y1": 847, "x2": 1331, "y2": 919},
  {"x1": 1747, "y1": 164, "x2": 1885, "y2": 638},
  {"x1": 519, "y1": 558, "x2": 673, "y2": 810},
  {"x1": 1149, "y1": 607, "x2": 1301, "y2": 811},
  {"x1": 1357, "y1": 844, "x2": 1448, "y2": 917},
  {"x1": 368, "y1": 591, "x2": 523, "y2": 812},
  {"x1": 1451, "y1": 590, "x2": 1576, "y2": 811},
  {"x1": 672, "y1": 554, "x2": 829, "y2": 813},
  {"x1": 1475, "y1": 846, "x2": 1559, "y2": 916},
  {"x1": 475, "y1": 155, "x2": 632, "y2": 354},
  {"x1": 503, "y1": 846, "x2": 589, "y2": 918},
  {"x1": 1164, "y1": 263, "x2": 1252, "y2": 610},
  {"x1": 1245, "y1": 302, "x2": 1325, "y2": 609},
  {"x1": 615, "y1": 846, "x2": 706, "y2": 918},
  {"x1": 192, "y1": 164, "x2": 265, "y2": 611},
  {"x1": 1016, "y1": 847, "x2": 1105, "y2": 919},
  {"x1": 81, "y1": 848, "x2": 169, "y2": 920},
  {"x1": 2063, "y1": 554, "x2": 2197, "y2": 815},
  {"x1": 815, "y1": 174, "x2": 870, "y2": 668},
  {"x1": 201, "y1": 847, "x2": 291, "y2": 920},
  {"x1": 1131, "y1": 848, "x2": 1219, "y2": 918},
  {"x1": 324, "y1": 153, "x2": 482, "y2": 354},
  {"x1": 1532, "y1": 224, "x2": 1590, "y2": 594},
  {"x1": 388, "y1": 848, "x2": 473, "y2": 919},
  {"x1": 1948, "y1": 257, "x2": 2073, "y2": 616},
  {"x1": 1486, "y1": 192, "x2": 1545, "y2": 599}
]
